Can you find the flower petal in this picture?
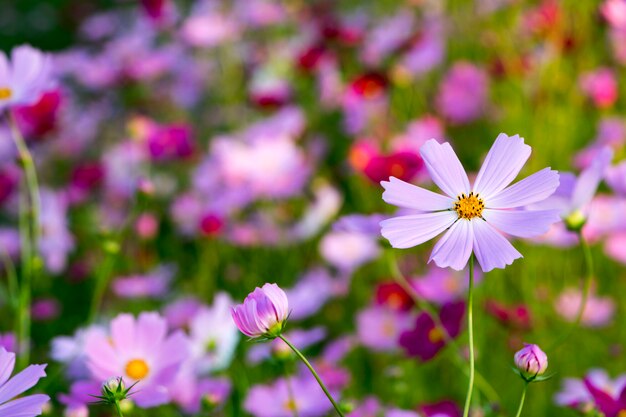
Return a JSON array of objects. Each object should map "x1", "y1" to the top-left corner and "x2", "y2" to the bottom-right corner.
[
  {"x1": 420, "y1": 140, "x2": 470, "y2": 198},
  {"x1": 482, "y1": 209, "x2": 561, "y2": 238},
  {"x1": 0, "y1": 348, "x2": 15, "y2": 387},
  {"x1": 380, "y1": 211, "x2": 457, "y2": 249},
  {"x1": 0, "y1": 394, "x2": 49, "y2": 417},
  {"x1": 428, "y1": 219, "x2": 474, "y2": 271},
  {"x1": 473, "y1": 134, "x2": 531, "y2": 200},
  {"x1": 487, "y1": 168, "x2": 559, "y2": 209},
  {"x1": 570, "y1": 146, "x2": 612, "y2": 211},
  {"x1": 472, "y1": 219, "x2": 522, "y2": 272},
  {"x1": 0, "y1": 364, "x2": 47, "y2": 405},
  {"x1": 381, "y1": 177, "x2": 453, "y2": 211}
]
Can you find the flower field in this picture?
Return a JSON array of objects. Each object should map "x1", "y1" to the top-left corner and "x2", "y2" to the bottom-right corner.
[{"x1": 0, "y1": 1, "x2": 626, "y2": 416}]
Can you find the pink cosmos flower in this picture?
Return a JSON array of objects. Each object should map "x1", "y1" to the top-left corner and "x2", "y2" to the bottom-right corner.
[
  {"x1": 555, "y1": 288, "x2": 615, "y2": 328},
  {"x1": 0, "y1": 45, "x2": 52, "y2": 112},
  {"x1": 436, "y1": 62, "x2": 489, "y2": 124},
  {"x1": 0, "y1": 347, "x2": 49, "y2": 417},
  {"x1": 579, "y1": 68, "x2": 618, "y2": 109},
  {"x1": 84, "y1": 312, "x2": 189, "y2": 408},
  {"x1": 231, "y1": 283, "x2": 289, "y2": 339},
  {"x1": 514, "y1": 343, "x2": 548, "y2": 377},
  {"x1": 380, "y1": 134, "x2": 560, "y2": 272}
]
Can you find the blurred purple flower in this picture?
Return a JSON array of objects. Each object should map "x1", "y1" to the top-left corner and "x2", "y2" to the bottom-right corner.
[
  {"x1": 112, "y1": 265, "x2": 174, "y2": 299},
  {"x1": 0, "y1": 45, "x2": 52, "y2": 112},
  {"x1": 244, "y1": 372, "x2": 333, "y2": 417},
  {"x1": 399, "y1": 301, "x2": 465, "y2": 361},
  {"x1": 357, "y1": 306, "x2": 412, "y2": 352},
  {"x1": 436, "y1": 62, "x2": 489, "y2": 124}
]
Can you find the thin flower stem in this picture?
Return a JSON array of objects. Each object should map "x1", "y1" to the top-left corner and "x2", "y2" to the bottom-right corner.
[
  {"x1": 278, "y1": 335, "x2": 345, "y2": 417},
  {"x1": 549, "y1": 230, "x2": 594, "y2": 350},
  {"x1": 462, "y1": 254, "x2": 476, "y2": 417},
  {"x1": 114, "y1": 400, "x2": 124, "y2": 417},
  {"x1": 514, "y1": 382, "x2": 528, "y2": 417},
  {"x1": 573, "y1": 231, "x2": 593, "y2": 329},
  {"x1": 386, "y1": 251, "x2": 500, "y2": 404},
  {"x1": 0, "y1": 248, "x2": 19, "y2": 310},
  {"x1": 8, "y1": 113, "x2": 41, "y2": 369}
]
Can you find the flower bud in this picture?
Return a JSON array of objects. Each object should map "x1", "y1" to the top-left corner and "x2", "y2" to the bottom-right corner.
[
  {"x1": 231, "y1": 283, "x2": 289, "y2": 339},
  {"x1": 514, "y1": 344, "x2": 548, "y2": 378}
]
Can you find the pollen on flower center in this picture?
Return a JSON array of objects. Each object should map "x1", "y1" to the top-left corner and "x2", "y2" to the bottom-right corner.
[
  {"x1": 283, "y1": 399, "x2": 299, "y2": 411},
  {"x1": 453, "y1": 192, "x2": 484, "y2": 220},
  {"x1": 617, "y1": 410, "x2": 626, "y2": 417},
  {"x1": 0, "y1": 88, "x2": 12, "y2": 100},
  {"x1": 125, "y1": 358, "x2": 150, "y2": 380},
  {"x1": 428, "y1": 327, "x2": 444, "y2": 343}
]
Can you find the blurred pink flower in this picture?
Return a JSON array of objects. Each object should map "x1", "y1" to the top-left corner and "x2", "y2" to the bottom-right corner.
[
  {"x1": 356, "y1": 306, "x2": 412, "y2": 352},
  {"x1": 436, "y1": 62, "x2": 489, "y2": 124},
  {"x1": 580, "y1": 68, "x2": 618, "y2": 109},
  {"x1": 555, "y1": 288, "x2": 615, "y2": 328},
  {"x1": 84, "y1": 312, "x2": 190, "y2": 407}
]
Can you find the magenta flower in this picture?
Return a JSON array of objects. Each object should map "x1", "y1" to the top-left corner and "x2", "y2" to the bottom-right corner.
[
  {"x1": 84, "y1": 312, "x2": 189, "y2": 408},
  {"x1": 399, "y1": 301, "x2": 465, "y2": 361},
  {"x1": 231, "y1": 283, "x2": 289, "y2": 339},
  {"x1": 0, "y1": 45, "x2": 52, "y2": 112},
  {"x1": 514, "y1": 343, "x2": 548, "y2": 378},
  {"x1": 0, "y1": 347, "x2": 49, "y2": 417},
  {"x1": 380, "y1": 134, "x2": 561, "y2": 272}
]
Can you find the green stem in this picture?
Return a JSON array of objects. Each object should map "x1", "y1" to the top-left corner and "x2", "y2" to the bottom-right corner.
[
  {"x1": 88, "y1": 247, "x2": 116, "y2": 323},
  {"x1": 462, "y1": 254, "x2": 476, "y2": 417},
  {"x1": 278, "y1": 335, "x2": 345, "y2": 417},
  {"x1": 573, "y1": 231, "x2": 593, "y2": 329},
  {"x1": 0, "y1": 248, "x2": 19, "y2": 310},
  {"x1": 17, "y1": 184, "x2": 32, "y2": 368},
  {"x1": 114, "y1": 400, "x2": 124, "y2": 417},
  {"x1": 514, "y1": 382, "x2": 528, "y2": 417},
  {"x1": 8, "y1": 114, "x2": 41, "y2": 369},
  {"x1": 386, "y1": 251, "x2": 500, "y2": 404},
  {"x1": 549, "y1": 230, "x2": 594, "y2": 350}
]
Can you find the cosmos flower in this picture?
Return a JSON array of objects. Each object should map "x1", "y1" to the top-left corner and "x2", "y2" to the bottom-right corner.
[
  {"x1": 514, "y1": 343, "x2": 548, "y2": 378},
  {"x1": 231, "y1": 283, "x2": 289, "y2": 339},
  {"x1": 0, "y1": 347, "x2": 49, "y2": 417},
  {"x1": 0, "y1": 45, "x2": 52, "y2": 112},
  {"x1": 436, "y1": 62, "x2": 489, "y2": 124},
  {"x1": 380, "y1": 134, "x2": 561, "y2": 272},
  {"x1": 356, "y1": 306, "x2": 412, "y2": 352},
  {"x1": 84, "y1": 312, "x2": 190, "y2": 407},
  {"x1": 188, "y1": 293, "x2": 240, "y2": 373},
  {"x1": 555, "y1": 369, "x2": 626, "y2": 416},
  {"x1": 399, "y1": 301, "x2": 465, "y2": 361},
  {"x1": 244, "y1": 371, "x2": 333, "y2": 417}
]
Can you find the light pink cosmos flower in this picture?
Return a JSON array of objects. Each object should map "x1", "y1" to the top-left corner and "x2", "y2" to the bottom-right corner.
[
  {"x1": 84, "y1": 312, "x2": 189, "y2": 408},
  {"x1": 231, "y1": 283, "x2": 289, "y2": 339},
  {"x1": 555, "y1": 288, "x2": 615, "y2": 328},
  {"x1": 0, "y1": 45, "x2": 52, "y2": 112},
  {"x1": 380, "y1": 134, "x2": 561, "y2": 272}
]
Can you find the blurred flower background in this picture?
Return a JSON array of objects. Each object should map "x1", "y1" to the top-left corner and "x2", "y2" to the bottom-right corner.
[{"x1": 1, "y1": 0, "x2": 626, "y2": 416}]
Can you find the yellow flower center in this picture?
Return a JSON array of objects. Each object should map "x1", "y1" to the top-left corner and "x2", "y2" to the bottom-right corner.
[
  {"x1": 618, "y1": 410, "x2": 626, "y2": 417},
  {"x1": 125, "y1": 359, "x2": 150, "y2": 380},
  {"x1": 0, "y1": 88, "x2": 12, "y2": 100},
  {"x1": 428, "y1": 327, "x2": 444, "y2": 343},
  {"x1": 283, "y1": 399, "x2": 298, "y2": 412},
  {"x1": 453, "y1": 192, "x2": 484, "y2": 220}
]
